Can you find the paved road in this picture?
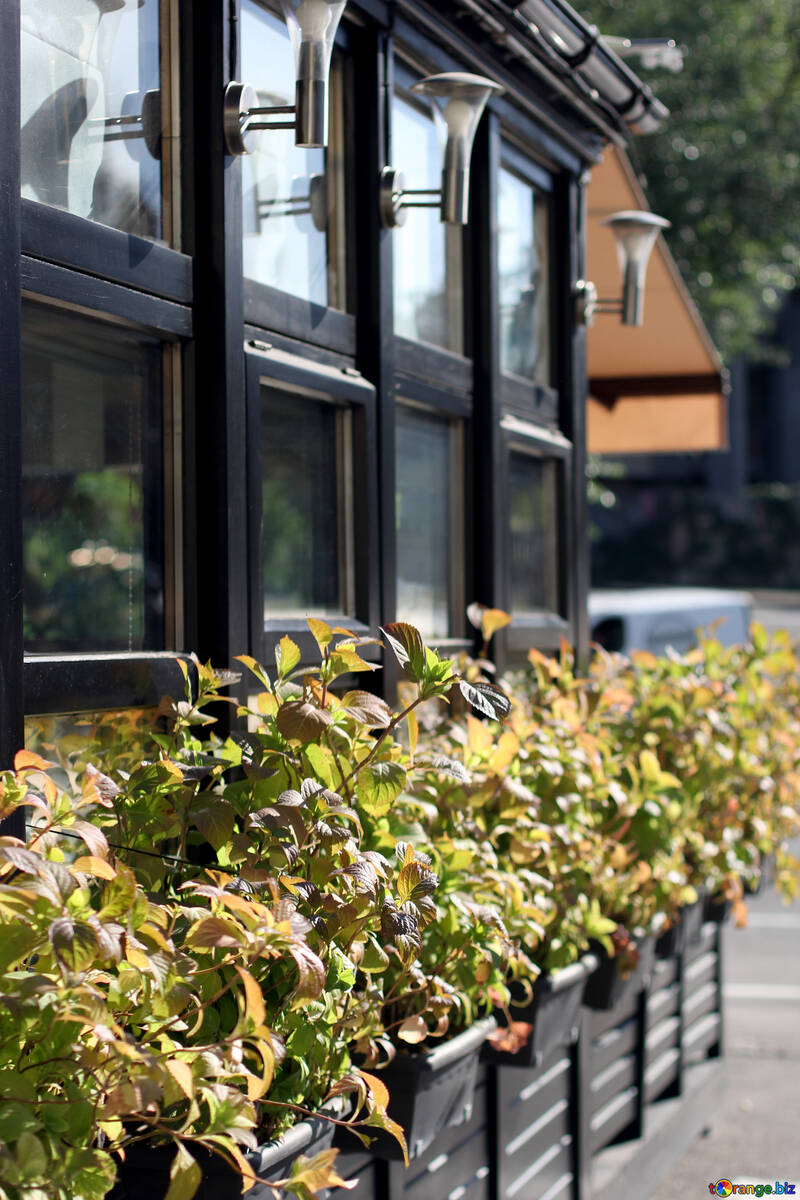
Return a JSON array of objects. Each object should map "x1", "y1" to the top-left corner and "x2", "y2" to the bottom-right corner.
[{"x1": 647, "y1": 865, "x2": 800, "y2": 1197}]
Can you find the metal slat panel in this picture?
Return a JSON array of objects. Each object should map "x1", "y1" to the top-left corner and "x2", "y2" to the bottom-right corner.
[
  {"x1": 591, "y1": 1017, "x2": 638, "y2": 1076},
  {"x1": 502, "y1": 1097, "x2": 571, "y2": 1178},
  {"x1": 503, "y1": 1135, "x2": 573, "y2": 1200},
  {"x1": 590, "y1": 1086, "x2": 639, "y2": 1153},
  {"x1": 645, "y1": 1015, "x2": 680, "y2": 1065},
  {"x1": 683, "y1": 1012, "x2": 721, "y2": 1060},
  {"x1": 682, "y1": 924, "x2": 718, "y2": 965},
  {"x1": 590, "y1": 1053, "x2": 637, "y2": 1114},
  {"x1": 499, "y1": 1057, "x2": 571, "y2": 1145},
  {"x1": 644, "y1": 1047, "x2": 681, "y2": 1104},
  {"x1": 649, "y1": 957, "x2": 679, "y2": 993},
  {"x1": 588, "y1": 990, "x2": 640, "y2": 1037},
  {"x1": 683, "y1": 981, "x2": 719, "y2": 1026},
  {"x1": 647, "y1": 982, "x2": 680, "y2": 1029},
  {"x1": 684, "y1": 951, "x2": 717, "y2": 994}
]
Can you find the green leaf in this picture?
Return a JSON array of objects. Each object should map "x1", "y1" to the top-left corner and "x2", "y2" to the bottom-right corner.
[
  {"x1": 0, "y1": 922, "x2": 39, "y2": 972},
  {"x1": 49, "y1": 917, "x2": 99, "y2": 972},
  {"x1": 64, "y1": 1149, "x2": 118, "y2": 1200},
  {"x1": 164, "y1": 1144, "x2": 202, "y2": 1200},
  {"x1": 16, "y1": 1132, "x2": 47, "y2": 1181},
  {"x1": 357, "y1": 762, "x2": 407, "y2": 817},
  {"x1": 303, "y1": 743, "x2": 336, "y2": 787},
  {"x1": 191, "y1": 796, "x2": 236, "y2": 850},
  {"x1": 276, "y1": 635, "x2": 302, "y2": 679},
  {"x1": 307, "y1": 617, "x2": 333, "y2": 653},
  {"x1": 0, "y1": 1102, "x2": 40, "y2": 1143},
  {"x1": 381, "y1": 623, "x2": 426, "y2": 681}
]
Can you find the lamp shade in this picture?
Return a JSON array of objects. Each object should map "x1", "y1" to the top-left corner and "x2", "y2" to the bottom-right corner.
[
  {"x1": 279, "y1": 0, "x2": 347, "y2": 147},
  {"x1": 411, "y1": 72, "x2": 503, "y2": 224},
  {"x1": 602, "y1": 209, "x2": 670, "y2": 326}
]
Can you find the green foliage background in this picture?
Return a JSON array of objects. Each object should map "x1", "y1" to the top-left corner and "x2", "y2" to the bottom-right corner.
[{"x1": 581, "y1": 0, "x2": 800, "y2": 361}]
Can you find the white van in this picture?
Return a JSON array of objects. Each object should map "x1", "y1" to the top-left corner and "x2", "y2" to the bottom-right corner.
[{"x1": 589, "y1": 587, "x2": 753, "y2": 656}]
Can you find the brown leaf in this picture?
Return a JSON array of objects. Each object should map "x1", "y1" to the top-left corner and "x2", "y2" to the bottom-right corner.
[
  {"x1": 277, "y1": 701, "x2": 334, "y2": 743},
  {"x1": 487, "y1": 1021, "x2": 533, "y2": 1054},
  {"x1": 397, "y1": 1016, "x2": 428, "y2": 1045},
  {"x1": 340, "y1": 691, "x2": 393, "y2": 729}
]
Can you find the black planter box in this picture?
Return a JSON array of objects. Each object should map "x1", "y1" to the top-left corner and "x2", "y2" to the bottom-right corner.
[
  {"x1": 109, "y1": 1107, "x2": 340, "y2": 1200},
  {"x1": 703, "y1": 893, "x2": 731, "y2": 924},
  {"x1": 338, "y1": 1017, "x2": 496, "y2": 1162},
  {"x1": 655, "y1": 919, "x2": 682, "y2": 959},
  {"x1": 482, "y1": 956, "x2": 597, "y2": 1068},
  {"x1": 682, "y1": 894, "x2": 706, "y2": 944},
  {"x1": 583, "y1": 937, "x2": 656, "y2": 1011}
]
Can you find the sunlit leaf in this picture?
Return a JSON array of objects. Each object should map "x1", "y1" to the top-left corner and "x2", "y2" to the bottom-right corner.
[{"x1": 458, "y1": 679, "x2": 511, "y2": 721}]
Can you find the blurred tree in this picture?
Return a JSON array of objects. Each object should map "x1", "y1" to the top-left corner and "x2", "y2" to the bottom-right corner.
[{"x1": 581, "y1": 0, "x2": 800, "y2": 362}]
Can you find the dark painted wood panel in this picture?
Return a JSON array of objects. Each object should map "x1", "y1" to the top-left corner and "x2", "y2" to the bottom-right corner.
[
  {"x1": 683, "y1": 953, "x2": 717, "y2": 995},
  {"x1": 588, "y1": 991, "x2": 640, "y2": 1038},
  {"x1": 501, "y1": 1135, "x2": 573, "y2": 1200},
  {"x1": 648, "y1": 957, "x2": 679, "y2": 994},
  {"x1": 647, "y1": 983, "x2": 680, "y2": 1030},
  {"x1": 645, "y1": 1016, "x2": 680, "y2": 1066},
  {"x1": 644, "y1": 1048, "x2": 681, "y2": 1104},
  {"x1": 21, "y1": 200, "x2": 193, "y2": 303},
  {"x1": 683, "y1": 982, "x2": 719, "y2": 1028}
]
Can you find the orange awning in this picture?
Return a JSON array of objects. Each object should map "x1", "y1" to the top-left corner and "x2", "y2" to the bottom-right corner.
[{"x1": 586, "y1": 147, "x2": 728, "y2": 455}]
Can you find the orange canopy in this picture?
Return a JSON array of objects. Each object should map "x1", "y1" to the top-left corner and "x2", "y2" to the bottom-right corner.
[{"x1": 586, "y1": 147, "x2": 728, "y2": 455}]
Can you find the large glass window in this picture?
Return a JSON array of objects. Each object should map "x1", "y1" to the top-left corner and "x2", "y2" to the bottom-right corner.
[
  {"x1": 21, "y1": 0, "x2": 165, "y2": 239},
  {"x1": 241, "y1": 1, "x2": 349, "y2": 310},
  {"x1": 22, "y1": 303, "x2": 164, "y2": 653},
  {"x1": 508, "y1": 451, "x2": 559, "y2": 613},
  {"x1": 395, "y1": 405, "x2": 463, "y2": 640},
  {"x1": 498, "y1": 163, "x2": 551, "y2": 384},
  {"x1": 392, "y1": 78, "x2": 464, "y2": 354},
  {"x1": 260, "y1": 388, "x2": 353, "y2": 620}
]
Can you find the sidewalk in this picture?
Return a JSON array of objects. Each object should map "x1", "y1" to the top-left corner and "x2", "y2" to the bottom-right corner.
[{"x1": 647, "y1": 875, "x2": 800, "y2": 1196}]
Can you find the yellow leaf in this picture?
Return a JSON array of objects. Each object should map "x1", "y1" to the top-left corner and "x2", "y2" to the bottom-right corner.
[
  {"x1": 71, "y1": 856, "x2": 116, "y2": 880},
  {"x1": 467, "y1": 715, "x2": 493, "y2": 756},
  {"x1": 480, "y1": 608, "x2": 512, "y2": 641},
  {"x1": 234, "y1": 965, "x2": 266, "y2": 1027},
  {"x1": 406, "y1": 708, "x2": 419, "y2": 758},
  {"x1": 14, "y1": 750, "x2": 54, "y2": 773},
  {"x1": 491, "y1": 731, "x2": 519, "y2": 772},
  {"x1": 307, "y1": 617, "x2": 333, "y2": 652},
  {"x1": 165, "y1": 1059, "x2": 194, "y2": 1099},
  {"x1": 356, "y1": 1069, "x2": 390, "y2": 1111},
  {"x1": 125, "y1": 946, "x2": 150, "y2": 971}
]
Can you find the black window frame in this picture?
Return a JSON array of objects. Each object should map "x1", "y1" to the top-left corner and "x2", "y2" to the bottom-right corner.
[{"x1": 245, "y1": 341, "x2": 380, "y2": 666}]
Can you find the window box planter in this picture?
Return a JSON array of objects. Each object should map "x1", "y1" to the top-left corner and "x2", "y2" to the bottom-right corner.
[
  {"x1": 682, "y1": 892, "x2": 706, "y2": 944},
  {"x1": 655, "y1": 918, "x2": 683, "y2": 959},
  {"x1": 583, "y1": 936, "x2": 656, "y2": 1011},
  {"x1": 339, "y1": 1016, "x2": 496, "y2": 1162},
  {"x1": 703, "y1": 893, "x2": 731, "y2": 924},
  {"x1": 482, "y1": 956, "x2": 597, "y2": 1068},
  {"x1": 109, "y1": 1106, "x2": 343, "y2": 1200}
]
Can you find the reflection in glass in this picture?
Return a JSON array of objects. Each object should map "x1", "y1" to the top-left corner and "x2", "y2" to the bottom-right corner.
[
  {"x1": 508, "y1": 452, "x2": 559, "y2": 613},
  {"x1": 22, "y1": 303, "x2": 164, "y2": 653},
  {"x1": 241, "y1": 2, "x2": 348, "y2": 309},
  {"x1": 25, "y1": 709, "x2": 158, "y2": 769},
  {"x1": 21, "y1": 0, "x2": 163, "y2": 238},
  {"x1": 261, "y1": 390, "x2": 351, "y2": 619},
  {"x1": 393, "y1": 91, "x2": 464, "y2": 353},
  {"x1": 396, "y1": 407, "x2": 457, "y2": 640},
  {"x1": 498, "y1": 165, "x2": 550, "y2": 383}
]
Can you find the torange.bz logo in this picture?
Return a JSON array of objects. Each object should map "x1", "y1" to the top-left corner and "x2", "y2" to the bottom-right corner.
[{"x1": 709, "y1": 1183, "x2": 796, "y2": 1197}]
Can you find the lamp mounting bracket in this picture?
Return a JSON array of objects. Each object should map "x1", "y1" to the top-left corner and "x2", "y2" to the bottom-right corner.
[{"x1": 379, "y1": 167, "x2": 443, "y2": 228}]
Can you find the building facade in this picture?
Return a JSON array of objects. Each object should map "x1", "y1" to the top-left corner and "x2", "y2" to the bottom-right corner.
[{"x1": 1, "y1": 0, "x2": 668, "y2": 796}]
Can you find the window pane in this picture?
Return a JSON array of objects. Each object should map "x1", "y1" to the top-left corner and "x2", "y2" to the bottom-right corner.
[
  {"x1": 498, "y1": 165, "x2": 550, "y2": 384},
  {"x1": 261, "y1": 390, "x2": 351, "y2": 619},
  {"x1": 392, "y1": 91, "x2": 464, "y2": 353},
  {"x1": 508, "y1": 452, "x2": 559, "y2": 612},
  {"x1": 21, "y1": 0, "x2": 164, "y2": 239},
  {"x1": 396, "y1": 407, "x2": 457, "y2": 640},
  {"x1": 241, "y1": 2, "x2": 348, "y2": 311},
  {"x1": 22, "y1": 304, "x2": 164, "y2": 653}
]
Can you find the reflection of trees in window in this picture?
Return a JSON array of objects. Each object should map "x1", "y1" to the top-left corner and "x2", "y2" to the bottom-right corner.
[{"x1": 21, "y1": 304, "x2": 163, "y2": 652}]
